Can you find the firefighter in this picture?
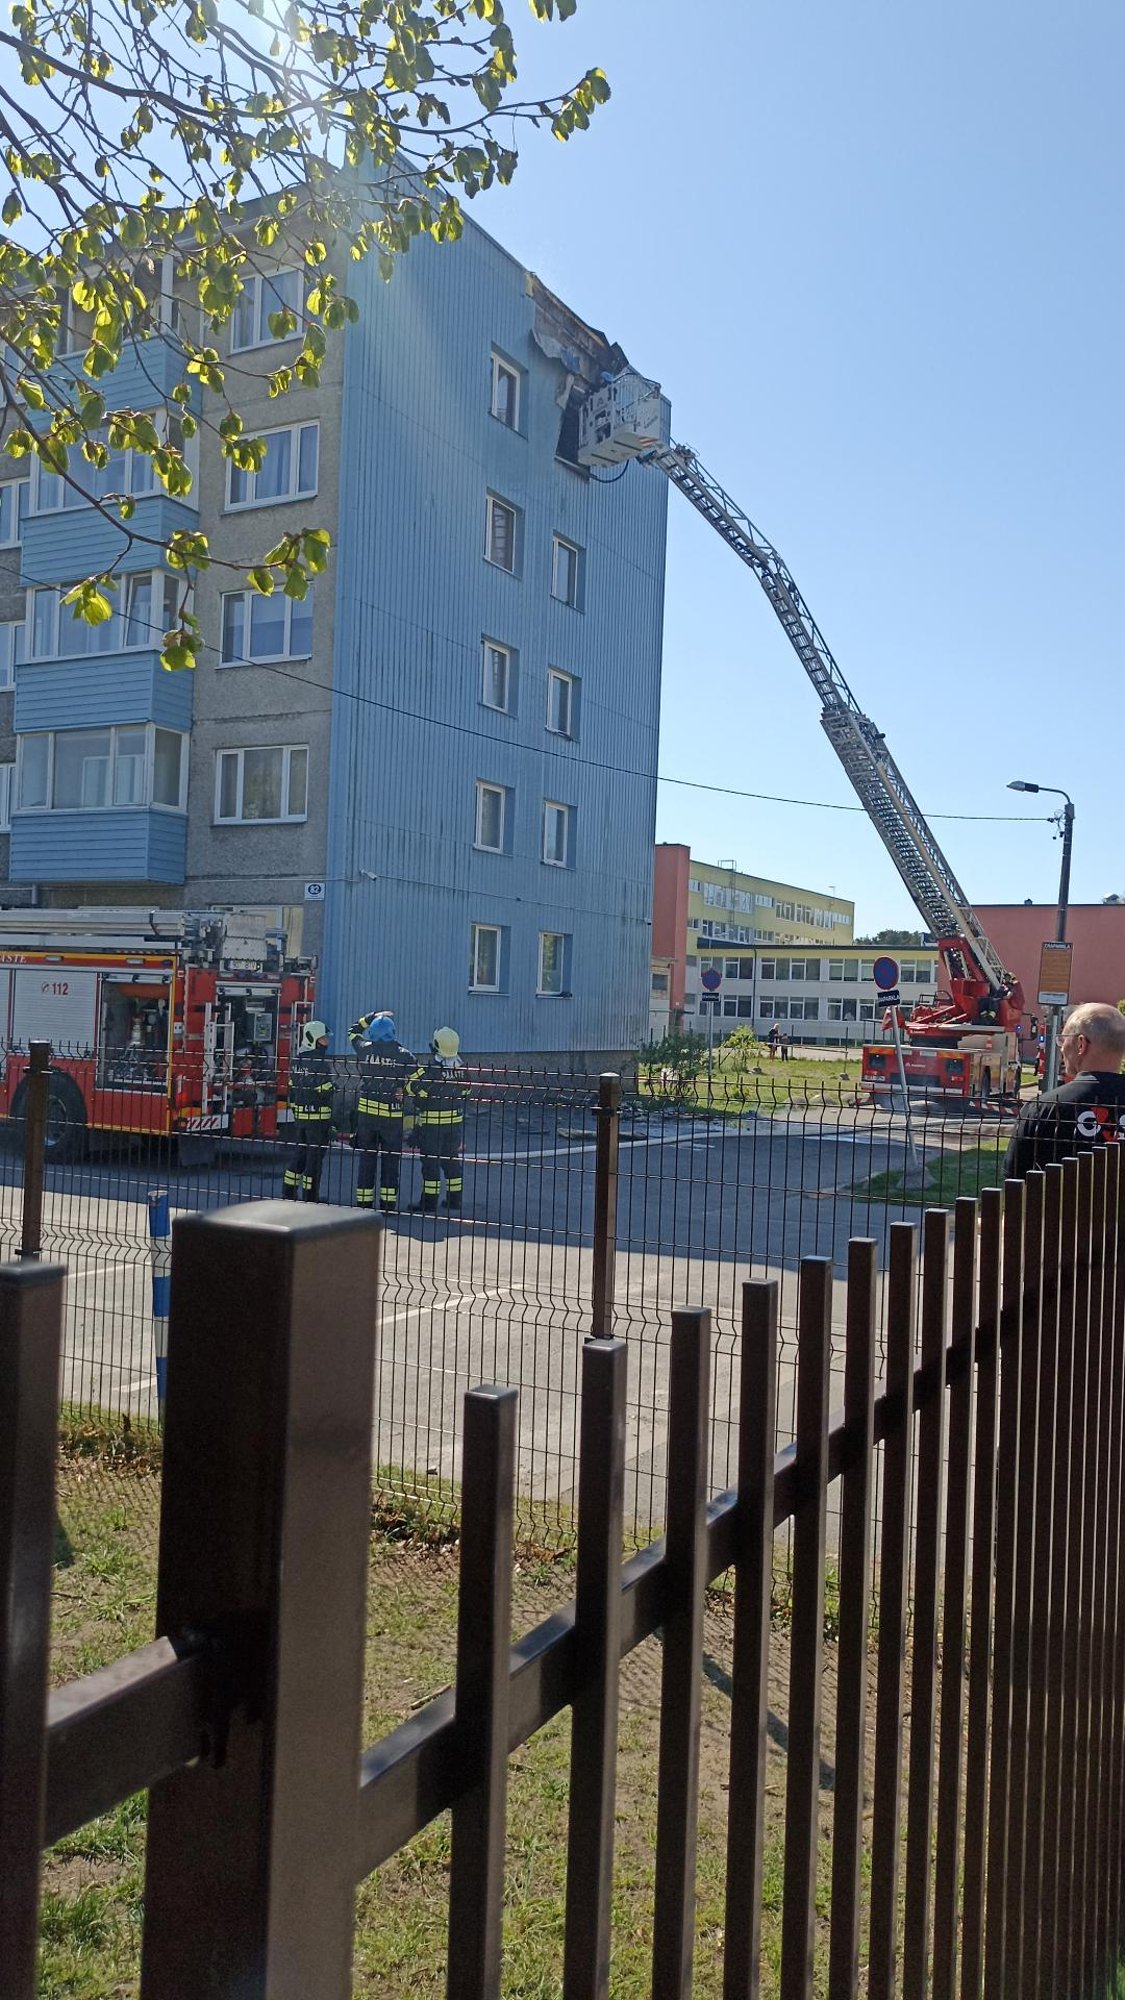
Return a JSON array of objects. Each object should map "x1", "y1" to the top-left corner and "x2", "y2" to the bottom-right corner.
[
  {"x1": 411, "y1": 1027, "x2": 470, "y2": 1215},
  {"x1": 349, "y1": 1008, "x2": 416, "y2": 1214},
  {"x1": 282, "y1": 1020, "x2": 335, "y2": 1202}
]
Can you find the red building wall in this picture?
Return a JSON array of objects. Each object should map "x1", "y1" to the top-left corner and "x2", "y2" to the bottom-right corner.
[
  {"x1": 976, "y1": 904, "x2": 1125, "y2": 1045},
  {"x1": 653, "y1": 844, "x2": 691, "y2": 1013}
]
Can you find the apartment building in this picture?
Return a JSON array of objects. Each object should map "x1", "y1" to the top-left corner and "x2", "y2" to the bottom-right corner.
[{"x1": 4, "y1": 215, "x2": 670, "y2": 1057}]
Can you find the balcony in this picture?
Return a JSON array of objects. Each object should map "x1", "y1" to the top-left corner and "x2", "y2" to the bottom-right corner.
[
  {"x1": 9, "y1": 808, "x2": 186, "y2": 884},
  {"x1": 14, "y1": 651, "x2": 193, "y2": 735}
]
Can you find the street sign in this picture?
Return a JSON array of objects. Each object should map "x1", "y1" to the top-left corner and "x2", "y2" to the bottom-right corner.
[
  {"x1": 700, "y1": 966, "x2": 722, "y2": 993},
  {"x1": 303, "y1": 881, "x2": 326, "y2": 902},
  {"x1": 873, "y1": 954, "x2": 900, "y2": 992},
  {"x1": 1037, "y1": 939, "x2": 1073, "y2": 1008},
  {"x1": 876, "y1": 989, "x2": 901, "y2": 1007}
]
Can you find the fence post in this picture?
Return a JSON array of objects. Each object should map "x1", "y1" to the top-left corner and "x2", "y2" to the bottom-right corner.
[
  {"x1": 590, "y1": 1073, "x2": 620, "y2": 1339},
  {"x1": 140, "y1": 1201, "x2": 380, "y2": 2000},
  {"x1": 146, "y1": 1189, "x2": 171, "y2": 1420},
  {"x1": 19, "y1": 1042, "x2": 51, "y2": 1261},
  {"x1": 0, "y1": 1260, "x2": 65, "y2": 1998}
]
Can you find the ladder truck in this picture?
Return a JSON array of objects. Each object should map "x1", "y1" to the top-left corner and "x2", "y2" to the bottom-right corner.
[{"x1": 578, "y1": 373, "x2": 1024, "y2": 1106}]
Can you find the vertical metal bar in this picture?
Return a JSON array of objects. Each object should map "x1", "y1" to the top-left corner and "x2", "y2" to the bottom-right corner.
[
  {"x1": 723, "y1": 1280, "x2": 778, "y2": 2000},
  {"x1": 1003, "y1": 1172, "x2": 1042, "y2": 1998},
  {"x1": 1098, "y1": 1150, "x2": 1125, "y2": 1974},
  {"x1": 1089, "y1": 1149, "x2": 1115, "y2": 1990},
  {"x1": 448, "y1": 1384, "x2": 518, "y2": 2000},
  {"x1": 1040, "y1": 1160, "x2": 1078, "y2": 1991},
  {"x1": 960, "y1": 1185, "x2": 1003, "y2": 2000},
  {"x1": 1108, "y1": 1146, "x2": 1125, "y2": 1970},
  {"x1": 903, "y1": 1208, "x2": 950, "y2": 1999},
  {"x1": 1059, "y1": 1153, "x2": 1094, "y2": 1993},
  {"x1": 1076, "y1": 1148, "x2": 1106, "y2": 1994},
  {"x1": 932, "y1": 1198, "x2": 978, "y2": 2000},
  {"x1": 868, "y1": 1222, "x2": 917, "y2": 2000},
  {"x1": 19, "y1": 1042, "x2": 51, "y2": 1261},
  {"x1": 563, "y1": 1338, "x2": 627, "y2": 2000},
  {"x1": 141, "y1": 1203, "x2": 381, "y2": 2000},
  {"x1": 827, "y1": 1240, "x2": 877, "y2": 2000},
  {"x1": 983, "y1": 1179, "x2": 1025, "y2": 1996},
  {"x1": 780, "y1": 1257, "x2": 833, "y2": 2000},
  {"x1": 652, "y1": 1306, "x2": 711, "y2": 2000},
  {"x1": 0, "y1": 1263, "x2": 64, "y2": 1998},
  {"x1": 1019, "y1": 1171, "x2": 1055, "y2": 1999},
  {"x1": 590, "y1": 1074, "x2": 620, "y2": 1339}
]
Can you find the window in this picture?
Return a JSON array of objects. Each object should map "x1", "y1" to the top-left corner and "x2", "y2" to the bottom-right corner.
[
  {"x1": 214, "y1": 745, "x2": 308, "y2": 824},
  {"x1": 474, "y1": 780, "x2": 508, "y2": 853},
  {"x1": 538, "y1": 931, "x2": 571, "y2": 996},
  {"x1": 737, "y1": 996, "x2": 754, "y2": 1018},
  {"x1": 28, "y1": 572, "x2": 179, "y2": 661},
  {"x1": 0, "y1": 762, "x2": 12, "y2": 830},
  {"x1": 32, "y1": 415, "x2": 194, "y2": 513},
  {"x1": 221, "y1": 587, "x2": 314, "y2": 664},
  {"x1": 827, "y1": 997, "x2": 859, "y2": 1022},
  {"x1": 481, "y1": 639, "x2": 514, "y2": 714},
  {"x1": 546, "y1": 668, "x2": 576, "y2": 738},
  {"x1": 542, "y1": 799, "x2": 573, "y2": 867},
  {"x1": 231, "y1": 269, "x2": 302, "y2": 352},
  {"x1": 828, "y1": 958, "x2": 859, "y2": 983},
  {"x1": 227, "y1": 424, "x2": 319, "y2": 509},
  {"x1": 860, "y1": 1001, "x2": 876, "y2": 1022},
  {"x1": 490, "y1": 352, "x2": 521, "y2": 429},
  {"x1": 16, "y1": 725, "x2": 187, "y2": 812},
  {"x1": 470, "y1": 923, "x2": 502, "y2": 993},
  {"x1": 485, "y1": 494, "x2": 518, "y2": 573},
  {"x1": 0, "y1": 619, "x2": 23, "y2": 690},
  {"x1": 0, "y1": 480, "x2": 24, "y2": 547},
  {"x1": 551, "y1": 535, "x2": 582, "y2": 607}
]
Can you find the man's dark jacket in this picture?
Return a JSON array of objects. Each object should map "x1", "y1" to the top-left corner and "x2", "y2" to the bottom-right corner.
[{"x1": 1004, "y1": 1071, "x2": 1125, "y2": 1178}]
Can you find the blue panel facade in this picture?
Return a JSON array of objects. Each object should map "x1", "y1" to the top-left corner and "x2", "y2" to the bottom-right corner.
[
  {"x1": 322, "y1": 224, "x2": 668, "y2": 1055},
  {"x1": 9, "y1": 810, "x2": 186, "y2": 883},
  {"x1": 15, "y1": 652, "x2": 193, "y2": 733},
  {"x1": 22, "y1": 497, "x2": 198, "y2": 587}
]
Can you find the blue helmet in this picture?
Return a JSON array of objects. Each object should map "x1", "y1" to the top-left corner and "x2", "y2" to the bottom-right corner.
[{"x1": 364, "y1": 1013, "x2": 397, "y2": 1045}]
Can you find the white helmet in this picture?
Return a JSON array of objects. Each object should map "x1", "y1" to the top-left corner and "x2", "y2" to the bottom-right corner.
[{"x1": 300, "y1": 1020, "x2": 329, "y2": 1051}]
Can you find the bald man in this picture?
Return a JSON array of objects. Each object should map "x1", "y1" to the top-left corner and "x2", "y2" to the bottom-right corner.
[{"x1": 1004, "y1": 1001, "x2": 1125, "y2": 1178}]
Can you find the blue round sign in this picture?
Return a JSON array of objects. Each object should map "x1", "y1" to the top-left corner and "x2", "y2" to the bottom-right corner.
[
  {"x1": 700, "y1": 966, "x2": 722, "y2": 993},
  {"x1": 873, "y1": 955, "x2": 900, "y2": 991}
]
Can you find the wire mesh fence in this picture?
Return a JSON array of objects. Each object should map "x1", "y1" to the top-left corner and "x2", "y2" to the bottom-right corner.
[{"x1": 6, "y1": 1038, "x2": 1024, "y2": 1548}]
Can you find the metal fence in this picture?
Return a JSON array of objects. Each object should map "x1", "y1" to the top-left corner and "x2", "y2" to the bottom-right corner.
[
  {"x1": 5, "y1": 1040, "x2": 1019, "y2": 1541},
  {"x1": 5, "y1": 1146, "x2": 1124, "y2": 1995}
]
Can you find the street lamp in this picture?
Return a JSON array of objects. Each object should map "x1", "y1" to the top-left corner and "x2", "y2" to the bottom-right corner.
[{"x1": 1008, "y1": 779, "x2": 1075, "y2": 1090}]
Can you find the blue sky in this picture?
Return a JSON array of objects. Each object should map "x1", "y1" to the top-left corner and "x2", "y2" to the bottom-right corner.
[{"x1": 475, "y1": 0, "x2": 1123, "y2": 933}]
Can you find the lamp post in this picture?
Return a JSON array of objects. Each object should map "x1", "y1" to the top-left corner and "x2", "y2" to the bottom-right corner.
[{"x1": 1008, "y1": 779, "x2": 1075, "y2": 1091}]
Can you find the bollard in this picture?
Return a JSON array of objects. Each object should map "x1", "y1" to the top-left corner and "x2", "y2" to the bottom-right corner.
[
  {"x1": 147, "y1": 1188, "x2": 171, "y2": 1418},
  {"x1": 19, "y1": 1043, "x2": 51, "y2": 1261}
]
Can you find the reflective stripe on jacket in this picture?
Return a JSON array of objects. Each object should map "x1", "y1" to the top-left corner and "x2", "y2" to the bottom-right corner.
[
  {"x1": 289, "y1": 1051, "x2": 335, "y2": 1123},
  {"x1": 355, "y1": 1046, "x2": 418, "y2": 1118},
  {"x1": 411, "y1": 1064, "x2": 470, "y2": 1127}
]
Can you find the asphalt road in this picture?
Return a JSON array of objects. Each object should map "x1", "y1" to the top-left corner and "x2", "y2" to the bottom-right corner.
[{"x1": 5, "y1": 1095, "x2": 1014, "y2": 1536}]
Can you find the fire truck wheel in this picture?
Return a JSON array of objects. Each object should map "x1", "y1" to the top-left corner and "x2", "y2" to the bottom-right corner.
[{"x1": 10, "y1": 1072, "x2": 87, "y2": 1163}]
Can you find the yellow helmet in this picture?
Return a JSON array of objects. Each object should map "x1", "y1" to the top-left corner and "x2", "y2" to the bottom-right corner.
[{"x1": 432, "y1": 1026, "x2": 460, "y2": 1061}]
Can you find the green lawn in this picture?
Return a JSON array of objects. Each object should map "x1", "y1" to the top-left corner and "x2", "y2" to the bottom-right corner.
[{"x1": 858, "y1": 1139, "x2": 1009, "y2": 1206}]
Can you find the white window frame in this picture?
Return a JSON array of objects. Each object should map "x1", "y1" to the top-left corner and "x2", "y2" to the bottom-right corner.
[
  {"x1": 551, "y1": 534, "x2": 582, "y2": 608},
  {"x1": 27, "y1": 571, "x2": 180, "y2": 662},
  {"x1": 230, "y1": 268, "x2": 303, "y2": 353},
  {"x1": 542, "y1": 799, "x2": 573, "y2": 868},
  {"x1": 15, "y1": 724, "x2": 188, "y2": 814},
  {"x1": 225, "y1": 423, "x2": 319, "y2": 511},
  {"x1": 474, "y1": 779, "x2": 508, "y2": 854},
  {"x1": 484, "y1": 493, "x2": 518, "y2": 574},
  {"x1": 545, "y1": 667, "x2": 576, "y2": 738},
  {"x1": 220, "y1": 586, "x2": 315, "y2": 666},
  {"x1": 0, "y1": 618, "x2": 23, "y2": 690},
  {"x1": 30, "y1": 413, "x2": 197, "y2": 515},
  {"x1": 490, "y1": 351, "x2": 521, "y2": 430},
  {"x1": 213, "y1": 744, "x2": 308, "y2": 825},
  {"x1": 469, "y1": 922, "x2": 502, "y2": 994},
  {"x1": 0, "y1": 479, "x2": 25, "y2": 548},
  {"x1": 537, "y1": 930, "x2": 570, "y2": 997},
  {"x1": 0, "y1": 762, "x2": 12, "y2": 831},
  {"x1": 481, "y1": 638, "x2": 514, "y2": 715}
]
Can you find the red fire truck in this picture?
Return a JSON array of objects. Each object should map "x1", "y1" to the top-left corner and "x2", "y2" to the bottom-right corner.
[{"x1": 0, "y1": 909, "x2": 317, "y2": 1158}]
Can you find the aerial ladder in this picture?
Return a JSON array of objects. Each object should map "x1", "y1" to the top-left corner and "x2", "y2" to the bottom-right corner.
[{"x1": 578, "y1": 373, "x2": 1025, "y2": 1102}]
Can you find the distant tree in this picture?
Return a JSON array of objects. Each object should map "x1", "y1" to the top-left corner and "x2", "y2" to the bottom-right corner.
[
  {"x1": 0, "y1": 0, "x2": 608, "y2": 664},
  {"x1": 639, "y1": 1030, "x2": 707, "y2": 1106},
  {"x1": 853, "y1": 929, "x2": 927, "y2": 949}
]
